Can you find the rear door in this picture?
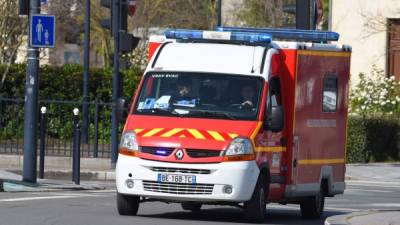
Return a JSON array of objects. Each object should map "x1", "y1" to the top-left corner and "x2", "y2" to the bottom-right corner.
[{"x1": 292, "y1": 50, "x2": 350, "y2": 188}]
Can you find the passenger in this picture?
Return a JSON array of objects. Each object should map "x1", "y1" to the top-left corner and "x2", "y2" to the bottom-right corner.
[{"x1": 171, "y1": 78, "x2": 197, "y2": 106}]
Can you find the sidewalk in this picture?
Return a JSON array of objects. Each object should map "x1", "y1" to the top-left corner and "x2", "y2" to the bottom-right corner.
[
  {"x1": 0, "y1": 170, "x2": 113, "y2": 192},
  {"x1": 325, "y1": 211, "x2": 400, "y2": 225},
  {"x1": 326, "y1": 162, "x2": 400, "y2": 225},
  {"x1": 0, "y1": 154, "x2": 115, "y2": 181}
]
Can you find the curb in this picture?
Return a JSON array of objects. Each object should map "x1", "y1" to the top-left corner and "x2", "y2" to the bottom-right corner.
[
  {"x1": 325, "y1": 211, "x2": 399, "y2": 225},
  {"x1": 0, "y1": 178, "x2": 107, "y2": 192},
  {"x1": 6, "y1": 170, "x2": 116, "y2": 181},
  {"x1": 325, "y1": 211, "x2": 370, "y2": 225}
]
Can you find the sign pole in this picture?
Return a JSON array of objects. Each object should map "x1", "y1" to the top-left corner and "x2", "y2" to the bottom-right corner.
[
  {"x1": 111, "y1": 0, "x2": 121, "y2": 167},
  {"x1": 23, "y1": 0, "x2": 40, "y2": 183},
  {"x1": 82, "y1": 0, "x2": 91, "y2": 144}
]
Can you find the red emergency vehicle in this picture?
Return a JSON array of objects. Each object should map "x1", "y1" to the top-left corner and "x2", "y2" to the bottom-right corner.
[{"x1": 116, "y1": 27, "x2": 351, "y2": 222}]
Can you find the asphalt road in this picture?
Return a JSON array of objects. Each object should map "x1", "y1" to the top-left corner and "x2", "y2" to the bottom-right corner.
[{"x1": 1, "y1": 180, "x2": 399, "y2": 225}]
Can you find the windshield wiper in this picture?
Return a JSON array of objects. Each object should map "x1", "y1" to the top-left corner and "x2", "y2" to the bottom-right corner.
[{"x1": 188, "y1": 110, "x2": 236, "y2": 120}]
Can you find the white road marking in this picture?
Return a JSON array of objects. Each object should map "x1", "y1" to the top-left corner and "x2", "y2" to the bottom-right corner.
[
  {"x1": 0, "y1": 195, "x2": 82, "y2": 202},
  {"x1": 369, "y1": 203, "x2": 400, "y2": 208},
  {"x1": 325, "y1": 207, "x2": 358, "y2": 212},
  {"x1": 0, "y1": 193, "x2": 109, "y2": 202},
  {"x1": 345, "y1": 188, "x2": 393, "y2": 193},
  {"x1": 86, "y1": 189, "x2": 116, "y2": 193},
  {"x1": 267, "y1": 204, "x2": 357, "y2": 212},
  {"x1": 347, "y1": 180, "x2": 400, "y2": 188}
]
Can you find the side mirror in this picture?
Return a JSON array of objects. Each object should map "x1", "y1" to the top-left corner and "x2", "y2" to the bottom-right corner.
[
  {"x1": 116, "y1": 98, "x2": 127, "y2": 123},
  {"x1": 264, "y1": 105, "x2": 284, "y2": 132}
]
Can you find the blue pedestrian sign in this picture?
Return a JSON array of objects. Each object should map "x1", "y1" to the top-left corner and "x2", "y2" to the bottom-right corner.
[{"x1": 30, "y1": 14, "x2": 55, "y2": 48}]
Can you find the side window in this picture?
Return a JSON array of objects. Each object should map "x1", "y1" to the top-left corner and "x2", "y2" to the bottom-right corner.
[
  {"x1": 322, "y1": 76, "x2": 338, "y2": 112},
  {"x1": 268, "y1": 77, "x2": 282, "y2": 108}
]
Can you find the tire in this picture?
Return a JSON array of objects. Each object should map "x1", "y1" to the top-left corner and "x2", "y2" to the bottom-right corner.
[
  {"x1": 181, "y1": 202, "x2": 202, "y2": 211},
  {"x1": 117, "y1": 192, "x2": 140, "y2": 216},
  {"x1": 300, "y1": 185, "x2": 325, "y2": 219},
  {"x1": 244, "y1": 175, "x2": 268, "y2": 223}
]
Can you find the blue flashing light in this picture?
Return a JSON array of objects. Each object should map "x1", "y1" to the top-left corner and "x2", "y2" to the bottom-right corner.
[
  {"x1": 216, "y1": 26, "x2": 340, "y2": 42},
  {"x1": 164, "y1": 29, "x2": 203, "y2": 40},
  {"x1": 155, "y1": 148, "x2": 168, "y2": 156},
  {"x1": 164, "y1": 29, "x2": 271, "y2": 44},
  {"x1": 231, "y1": 32, "x2": 271, "y2": 43}
]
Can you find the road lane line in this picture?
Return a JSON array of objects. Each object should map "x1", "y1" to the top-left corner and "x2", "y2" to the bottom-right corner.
[
  {"x1": 345, "y1": 188, "x2": 394, "y2": 193},
  {"x1": 0, "y1": 195, "x2": 81, "y2": 202},
  {"x1": 0, "y1": 193, "x2": 110, "y2": 202}
]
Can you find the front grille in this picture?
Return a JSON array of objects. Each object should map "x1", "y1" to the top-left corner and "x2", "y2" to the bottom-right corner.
[
  {"x1": 148, "y1": 166, "x2": 211, "y2": 174},
  {"x1": 143, "y1": 181, "x2": 214, "y2": 195},
  {"x1": 140, "y1": 146, "x2": 174, "y2": 156},
  {"x1": 186, "y1": 149, "x2": 221, "y2": 158}
]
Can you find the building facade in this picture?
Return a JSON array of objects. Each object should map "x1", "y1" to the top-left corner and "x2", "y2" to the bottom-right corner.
[{"x1": 332, "y1": 0, "x2": 400, "y2": 83}]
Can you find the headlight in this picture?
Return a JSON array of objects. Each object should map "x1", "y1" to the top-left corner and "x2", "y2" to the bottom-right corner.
[
  {"x1": 120, "y1": 132, "x2": 139, "y2": 151},
  {"x1": 224, "y1": 138, "x2": 254, "y2": 156}
]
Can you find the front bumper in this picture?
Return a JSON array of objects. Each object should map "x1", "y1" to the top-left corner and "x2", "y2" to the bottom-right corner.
[{"x1": 116, "y1": 154, "x2": 259, "y2": 202}]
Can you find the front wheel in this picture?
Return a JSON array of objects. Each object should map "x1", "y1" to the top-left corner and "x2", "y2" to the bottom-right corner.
[
  {"x1": 300, "y1": 186, "x2": 325, "y2": 219},
  {"x1": 244, "y1": 175, "x2": 268, "y2": 223},
  {"x1": 117, "y1": 192, "x2": 140, "y2": 216}
]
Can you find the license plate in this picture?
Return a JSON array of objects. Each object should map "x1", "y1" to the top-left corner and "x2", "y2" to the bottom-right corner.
[{"x1": 157, "y1": 173, "x2": 196, "y2": 184}]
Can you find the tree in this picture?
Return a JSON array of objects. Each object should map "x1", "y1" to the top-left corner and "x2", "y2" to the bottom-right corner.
[
  {"x1": 235, "y1": 0, "x2": 295, "y2": 28},
  {"x1": 0, "y1": 0, "x2": 27, "y2": 90}
]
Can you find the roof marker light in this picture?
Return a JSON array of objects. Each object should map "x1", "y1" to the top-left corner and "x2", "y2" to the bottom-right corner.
[
  {"x1": 164, "y1": 29, "x2": 271, "y2": 44},
  {"x1": 216, "y1": 26, "x2": 340, "y2": 42}
]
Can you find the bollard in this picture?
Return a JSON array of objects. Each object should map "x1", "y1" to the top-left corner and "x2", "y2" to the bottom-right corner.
[
  {"x1": 93, "y1": 98, "x2": 99, "y2": 158},
  {"x1": 39, "y1": 106, "x2": 47, "y2": 179},
  {"x1": 72, "y1": 108, "x2": 81, "y2": 185}
]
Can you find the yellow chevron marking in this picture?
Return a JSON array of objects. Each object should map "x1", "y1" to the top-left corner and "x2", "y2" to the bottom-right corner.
[
  {"x1": 298, "y1": 158, "x2": 345, "y2": 165},
  {"x1": 207, "y1": 131, "x2": 225, "y2": 141},
  {"x1": 160, "y1": 128, "x2": 183, "y2": 137},
  {"x1": 134, "y1": 128, "x2": 144, "y2": 134},
  {"x1": 142, "y1": 128, "x2": 163, "y2": 137},
  {"x1": 255, "y1": 146, "x2": 286, "y2": 152},
  {"x1": 188, "y1": 129, "x2": 206, "y2": 140},
  {"x1": 228, "y1": 133, "x2": 238, "y2": 139}
]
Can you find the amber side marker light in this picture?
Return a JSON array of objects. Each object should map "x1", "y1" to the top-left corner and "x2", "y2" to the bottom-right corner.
[
  {"x1": 223, "y1": 154, "x2": 255, "y2": 162},
  {"x1": 119, "y1": 147, "x2": 138, "y2": 157}
]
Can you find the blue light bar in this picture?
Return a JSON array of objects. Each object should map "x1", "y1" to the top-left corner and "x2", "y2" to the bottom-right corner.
[
  {"x1": 216, "y1": 26, "x2": 340, "y2": 42},
  {"x1": 164, "y1": 29, "x2": 271, "y2": 44}
]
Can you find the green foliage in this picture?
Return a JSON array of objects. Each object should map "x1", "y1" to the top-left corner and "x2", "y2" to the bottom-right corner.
[
  {"x1": 236, "y1": 0, "x2": 295, "y2": 28},
  {"x1": 0, "y1": 64, "x2": 143, "y2": 141},
  {"x1": 346, "y1": 116, "x2": 400, "y2": 163},
  {"x1": 350, "y1": 66, "x2": 400, "y2": 117},
  {"x1": 346, "y1": 116, "x2": 367, "y2": 163}
]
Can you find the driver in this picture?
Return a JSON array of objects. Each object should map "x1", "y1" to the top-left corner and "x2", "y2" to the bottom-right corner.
[{"x1": 240, "y1": 85, "x2": 256, "y2": 107}]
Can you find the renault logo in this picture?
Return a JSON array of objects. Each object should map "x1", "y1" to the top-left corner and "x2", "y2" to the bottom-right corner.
[{"x1": 175, "y1": 149, "x2": 184, "y2": 160}]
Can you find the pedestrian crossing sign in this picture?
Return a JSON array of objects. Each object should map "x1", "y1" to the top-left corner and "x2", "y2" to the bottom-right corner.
[{"x1": 30, "y1": 14, "x2": 55, "y2": 48}]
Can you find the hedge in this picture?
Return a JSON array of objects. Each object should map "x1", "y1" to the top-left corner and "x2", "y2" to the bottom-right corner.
[
  {"x1": 346, "y1": 116, "x2": 400, "y2": 163},
  {"x1": 0, "y1": 64, "x2": 142, "y2": 101},
  {"x1": 1, "y1": 64, "x2": 399, "y2": 162},
  {"x1": 0, "y1": 64, "x2": 143, "y2": 140}
]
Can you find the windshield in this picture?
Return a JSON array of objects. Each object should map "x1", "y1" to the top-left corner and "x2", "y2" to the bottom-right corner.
[{"x1": 134, "y1": 71, "x2": 263, "y2": 120}]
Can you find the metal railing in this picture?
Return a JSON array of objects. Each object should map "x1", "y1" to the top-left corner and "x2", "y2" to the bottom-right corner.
[{"x1": 0, "y1": 97, "x2": 119, "y2": 158}]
